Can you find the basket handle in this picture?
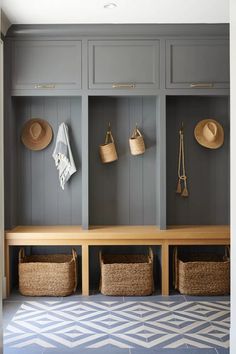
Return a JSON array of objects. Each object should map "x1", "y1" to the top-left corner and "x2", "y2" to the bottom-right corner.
[
  {"x1": 173, "y1": 247, "x2": 178, "y2": 290},
  {"x1": 131, "y1": 127, "x2": 142, "y2": 139},
  {"x1": 104, "y1": 130, "x2": 115, "y2": 145},
  {"x1": 225, "y1": 246, "x2": 230, "y2": 259},
  {"x1": 99, "y1": 251, "x2": 103, "y2": 265},
  {"x1": 71, "y1": 248, "x2": 78, "y2": 293},
  {"x1": 19, "y1": 248, "x2": 25, "y2": 263},
  {"x1": 72, "y1": 248, "x2": 77, "y2": 261},
  {"x1": 99, "y1": 251, "x2": 103, "y2": 292},
  {"x1": 148, "y1": 247, "x2": 155, "y2": 293},
  {"x1": 148, "y1": 247, "x2": 154, "y2": 263}
]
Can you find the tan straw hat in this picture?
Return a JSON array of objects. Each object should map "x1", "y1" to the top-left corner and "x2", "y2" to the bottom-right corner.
[
  {"x1": 21, "y1": 118, "x2": 53, "y2": 151},
  {"x1": 194, "y1": 119, "x2": 224, "y2": 149}
]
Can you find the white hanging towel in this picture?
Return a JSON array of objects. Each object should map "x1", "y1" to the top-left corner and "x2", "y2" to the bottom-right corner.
[{"x1": 52, "y1": 122, "x2": 77, "y2": 190}]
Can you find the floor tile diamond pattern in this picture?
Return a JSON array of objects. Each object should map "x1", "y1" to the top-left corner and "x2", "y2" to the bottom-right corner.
[{"x1": 4, "y1": 300, "x2": 229, "y2": 350}]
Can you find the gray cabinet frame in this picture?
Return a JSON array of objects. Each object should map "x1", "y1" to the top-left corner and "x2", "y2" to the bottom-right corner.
[{"x1": 4, "y1": 25, "x2": 230, "y2": 231}]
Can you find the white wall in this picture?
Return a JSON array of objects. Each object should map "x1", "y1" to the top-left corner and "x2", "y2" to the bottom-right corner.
[
  {"x1": 230, "y1": 0, "x2": 236, "y2": 352},
  {"x1": 1, "y1": 10, "x2": 11, "y2": 35},
  {"x1": 2, "y1": 0, "x2": 229, "y2": 24}
]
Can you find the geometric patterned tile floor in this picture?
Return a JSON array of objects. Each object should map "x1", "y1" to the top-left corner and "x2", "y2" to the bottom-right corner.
[{"x1": 3, "y1": 292, "x2": 230, "y2": 354}]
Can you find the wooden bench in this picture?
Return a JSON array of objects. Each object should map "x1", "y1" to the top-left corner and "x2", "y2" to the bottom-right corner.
[{"x1": 5, "y1": 225, "x2": 230, "y2": 297}]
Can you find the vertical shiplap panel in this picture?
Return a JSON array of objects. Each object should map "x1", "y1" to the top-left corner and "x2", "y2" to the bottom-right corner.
[
  {"x1": 30, "y1": 97, "x2": 45, "y2": 225},
  {"x1": 102, "y1": 97, "x2": 118, "y2": 225},
  {"x1": 89, "y1": 97, "x2": 106, "y2": 224},
  {"x1": 166, "y1": 96, "x2": 229, "y2": 225},
  {"x1": 89, "y1": 96, "x2": 157, "y2": 225},
  {"x1": 57, "y1": 97, "x2": 72, "y2": 225},
  {"x1": 43, "y1": 97, "x2": 58, "y2": 225},
  {"x1": 143, "y1": 96, "x2": 157, "y2": 225},
  {"x1": 210, "y1": 97, "x2": 230, "y2": 224},
  {"x1": 16, "y1": 98, "x2": 32, "y2": 224},
  {"x1": 70, "y1": 97, "x2": 82, "y2": 225},
  {"x1": 129, "y1": 97, "x2": 144, "y2": 224},
  {"x1": 116, "y1": 97, "x2": 130, "y2": 224},
  {"x1": 81, "y1": 94, "x2": 89, "y2": 228},
  {"x1": 14, "y1": 96, "x2": 82, "y2": 226}
]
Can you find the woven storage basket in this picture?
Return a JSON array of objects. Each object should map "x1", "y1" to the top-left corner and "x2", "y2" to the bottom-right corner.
[
  {"x1": 129, "y1": 127, "x2": 145, "y2": 156},
  {"x1": 100, "y1": 248, "x2": 154, "y2": 296},
  {"x1": 19, "y1": 248, "x2": 77, "y2": 297},
  {"x1": 174, "y1": 247, "x2": 230, "y2": 296},
  {"x1": 99, "y1": 129, "x2": 118, "y2": 163}
]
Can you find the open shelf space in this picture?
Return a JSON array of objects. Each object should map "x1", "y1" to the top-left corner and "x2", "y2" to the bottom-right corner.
[
  {"x1": 166, "y1": 96, "x2": 230, "y2": 226},
  {"x1": 89, "y1": 96, "x2": 158, "y2": 226},
  {"x1": 5, "y1": 96, "x2": 82, "y2": 228}
]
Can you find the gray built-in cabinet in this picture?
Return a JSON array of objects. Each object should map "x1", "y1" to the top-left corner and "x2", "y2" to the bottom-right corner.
[
  {"x1": 4, "y1": 24, "x2": 230, "y2": 291},
  {"x1": 12, "y1": 40, "x2": 82, "y2": 91},
  {"x1": 4, "y1": 24, "x2": 230, "y2": 231},
  {"x1": 88, "y1": 40, "x2": 160, "y2": 89},
  {"x1": 166, "y1": 39, "x2": 229, "y2": 89}
]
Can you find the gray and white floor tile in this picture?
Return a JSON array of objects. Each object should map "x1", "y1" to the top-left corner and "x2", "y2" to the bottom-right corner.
[{"x1": 3, "y1": 293, "x2": 230, "y2": 354}]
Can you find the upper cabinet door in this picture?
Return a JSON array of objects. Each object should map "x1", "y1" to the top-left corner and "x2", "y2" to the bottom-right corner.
[
  {"x1": 89, "y1": 40, "x2": 160, "y2": 89},
  {"x1": 166, "y1": 39, "x2": 229, "y2": 89},
  {"x1": 12, "y1": 41, "x2": 82, "y2": 91}
]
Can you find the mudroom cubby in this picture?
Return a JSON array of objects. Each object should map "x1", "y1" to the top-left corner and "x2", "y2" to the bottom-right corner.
[
  {"x1": 166, "y1": 95, "x2": 230, "y2": 226},
  {"x1": 3, "y1": 24, "x2": 230, "y2": 297},
  {"x1": 5, "y1": 96, "x2": 82, "y2": 228},
  {"x1": 89, "y1": 96, "x2": 158, "y2": 226}
]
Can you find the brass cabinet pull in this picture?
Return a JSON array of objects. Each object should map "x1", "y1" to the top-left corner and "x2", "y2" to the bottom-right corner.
[
  {"x1": 35, "y1": 84, "x2": 56, "y2": 89},
  {"x1": 112, "y1": 83, "x2": 136, "y2": 89},
  {"x1": 190, "y1": 83, "x2": 214, "y2": 88}
]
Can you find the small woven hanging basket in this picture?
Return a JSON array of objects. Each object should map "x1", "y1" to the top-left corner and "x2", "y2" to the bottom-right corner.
[
  {"x1": 129, "y1": 128, "x2": 145, "y2": 156},
  {"x1": 99, "y1": 130, "x2": 118, "y2": 164},
  {"x1": 100, "y1": 248, "x2": 154, "y2": 296},
  {"x1": 174, "y1": 247, "x2": 230, "y2": 296},
  {"x1": 19, "y1": 248, "x2": 78, "y2": 297}
]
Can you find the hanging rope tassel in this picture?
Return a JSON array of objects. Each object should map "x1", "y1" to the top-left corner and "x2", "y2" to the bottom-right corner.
[
  {"x1": 176, "y1": 129, "x2": 183, "y2": 194},
  {"x1": 176, "y1": 124, "x2": 189, "y2": 198},
  {"x1": 181, "y1": 176, "x2": 189, "y2": 197},
  {"x1": 176, "y1": 178, "x2": 182, "y2": 194},
  {"x1": 180, "y1": 128, "x2": 189, "y2": 197}
]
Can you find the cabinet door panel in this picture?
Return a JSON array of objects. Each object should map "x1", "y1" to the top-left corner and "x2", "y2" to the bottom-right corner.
[
  {"x1": 89, "y1": 40, "x2": 160, "y2": 89},
  {"x1": 12, "y1": 41, "x2": 82, "y2": 91},
  {"x1": 166, "y1": 39, "x2": 229, "y2": 89}
]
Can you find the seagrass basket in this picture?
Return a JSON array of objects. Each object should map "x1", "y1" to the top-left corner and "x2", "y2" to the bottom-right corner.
[
  {"x1": 19, "y1": 248, "x2": 77, "y2": 296},
  {"x1": 174, "y1": 247, "x2": 230, "y2": 296},
  {"x1": 100, "y1": 248, "x2": 154, "y2": 296},
  {"x1": 129, "y1": 127, "x2": 145, "y2": 156},
  {"x1": 99, "y1": 128, "x2": 118, "y2": 163}
]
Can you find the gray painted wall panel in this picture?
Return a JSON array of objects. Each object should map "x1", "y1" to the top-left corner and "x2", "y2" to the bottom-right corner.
[
  {"x1": 166, "y1": 96, "x2": 230, "y2": 225},
  {"x1": 43, "y1": 98, "x2": 58, "y2": 225},
  {"x1": 30, "y1": 97, "x2": 45, "y2": 224},
  {"x1": 12, "y1": 97, "x2": 82, "y2": 226},
  {"x1": 143, "y1": 97, "x2": 157, "y2": 224},
  {"x1": 16, "y1": 98, "x2": 32, "y2": 224},
  {"x1": 89, "y1": 96, "x2": 157, "y2": 225}
]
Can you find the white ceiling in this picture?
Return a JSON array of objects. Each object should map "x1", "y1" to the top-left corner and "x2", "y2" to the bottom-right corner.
[{"x1": 2, "y1": 0, "x2": 229, "y2": 24}]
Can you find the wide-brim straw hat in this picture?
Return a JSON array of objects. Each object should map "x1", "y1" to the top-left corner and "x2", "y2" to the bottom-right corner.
[
  {"x1": 194, "y1": 119, "x2": 224, "y2": 149},
  {"x1": 21, "y1": 118, "x2": 53, "y2": 151}
]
